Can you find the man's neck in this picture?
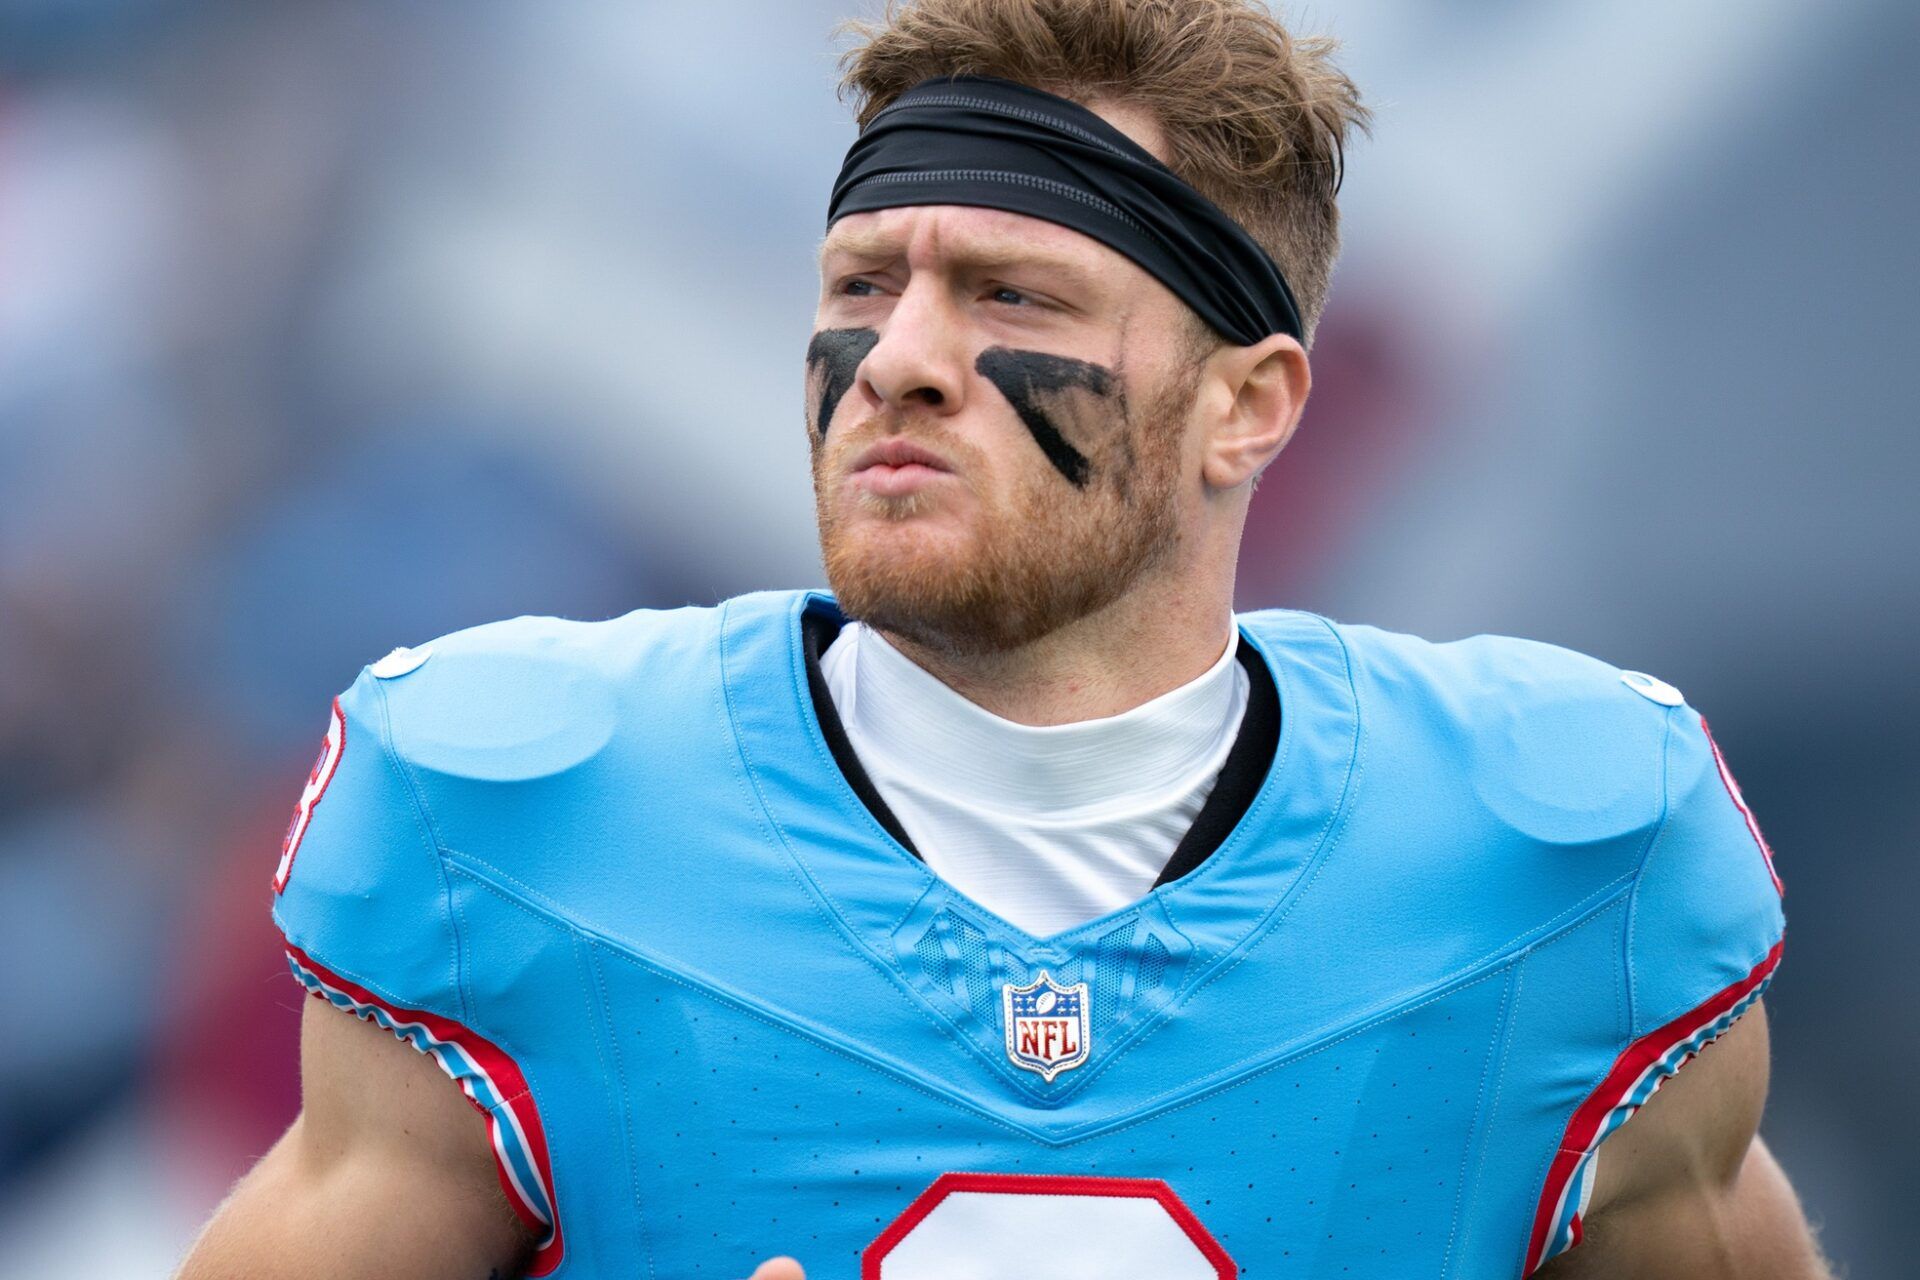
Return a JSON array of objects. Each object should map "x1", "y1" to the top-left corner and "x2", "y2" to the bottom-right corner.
[{"x1": 874, "y1": 579, "x2": 1238, "y2": 727}]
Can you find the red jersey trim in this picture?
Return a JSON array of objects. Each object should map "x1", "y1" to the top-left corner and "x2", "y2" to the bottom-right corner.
[
  {"x1": 1521, "y1": 940, "x2": 1782, "y2": 1274},
  {"x1": 1700, "y1": 715, "x2": 1785, "y2": 897},
  {"x1": 864, "y1": 1171, "x2": 1236, "y2": 1280}
]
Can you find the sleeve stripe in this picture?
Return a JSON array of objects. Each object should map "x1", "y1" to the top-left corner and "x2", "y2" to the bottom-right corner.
[
  {"x1": 284, "y1": 943, "x2": 565, "y2": 1276},
  {"x1": 1521, "y1": 939, "x2": 1782, "y2": 1276},
  {"x1": 1700, "y1": 715, "x2": 1785, "y2": 897}
]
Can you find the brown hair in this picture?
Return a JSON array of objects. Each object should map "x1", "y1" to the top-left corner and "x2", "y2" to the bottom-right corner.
[{"x1": 837, "y1": 0, "x2": 1370, "y2": 348}]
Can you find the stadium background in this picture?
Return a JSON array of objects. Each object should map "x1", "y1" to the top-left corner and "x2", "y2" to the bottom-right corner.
[{"x1": 2, "y1": 1, "x2": 1913, "y2": 1274}]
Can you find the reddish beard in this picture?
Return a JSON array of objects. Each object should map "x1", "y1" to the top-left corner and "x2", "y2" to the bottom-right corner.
[{"x1": 809, "y1": 367, "x2": 1193, "y2": 659}]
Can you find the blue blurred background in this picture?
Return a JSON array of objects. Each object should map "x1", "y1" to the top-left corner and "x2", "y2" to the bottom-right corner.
[{"x1": 1, "y1": 1, "x2": 1912, "y2": 1274}]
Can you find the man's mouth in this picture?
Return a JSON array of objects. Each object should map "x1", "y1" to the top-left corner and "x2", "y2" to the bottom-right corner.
[
  {"x1": 847, "y1": 439, "x2": 955, "y2": 498},
  {"x1": 851, "y1": 439, "x2": 952, "y2": 474}
]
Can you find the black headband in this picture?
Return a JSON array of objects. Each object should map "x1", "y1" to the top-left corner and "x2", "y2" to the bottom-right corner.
[{"x1": 828, "y1": 76, "x2": 1304, "y2": 347}]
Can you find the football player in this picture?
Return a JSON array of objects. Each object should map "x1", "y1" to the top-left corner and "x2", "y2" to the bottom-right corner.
[{"x1": 176, "y1": 2, "x2": 1833, "y2": 1277}]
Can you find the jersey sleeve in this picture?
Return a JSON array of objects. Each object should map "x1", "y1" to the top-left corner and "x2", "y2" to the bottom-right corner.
[
  {"x1": 1626, "y1": 707, "x2": 1785, "y2": 1044},
  {"x1": 1526, "y1": 702, "x2": 1788, "y2": 1274},
  {"x1": 269, "y1": 664, "x2": 460, "y2": 1017}
]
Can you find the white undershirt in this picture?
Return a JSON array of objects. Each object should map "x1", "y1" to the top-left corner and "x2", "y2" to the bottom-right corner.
[{"x1": 819, "y1": 621, "x2": 1250, "y2": 937}]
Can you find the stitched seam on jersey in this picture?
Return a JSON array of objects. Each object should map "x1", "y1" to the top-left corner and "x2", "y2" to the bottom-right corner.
[
  {"x1": 1512, "y1": 899, "x2": 1637, "y2": 1276},
  {"x1": 1084, "y1": 957, "x2": 1519, "y2": 1145},
  {"x1": 368, "y1": 675, "x2": 467, "y2": 1023},
  {"x1": 274, "y1": 935, "x2": 473, "y2": 1053},
  {"x1": 445, "y1": 850, "x2": 1606, "y2": 1149},
  {"x1": 1612, "y1": 900, "x2": 1629, "y2": 1056},
  {"x1": 1443, "y1": 960, "x2": 1518, "y2": 1279},
  {"x1": 1068, "y1": 851, "x2": 1632, "y2": 1115},
  {"x1": 443, "y1": 847, "x2": 588, "y2": 923},
  {"x1": 721, "y1": 633, "x2": 1004, "y2": 1077},
  {"x1": 765, "y1": 596, "x2": 935, "y2": 874},
  {"x1": 443, "y1": 859, "x2": 1033, "y2": 1139},
  {"x1": 774, "y1": 598, "x2": 1287, "y2": 959},
  {"x1": 1622, "y1": 708, "x2": 1679, "y2": 1038},
  {"x1": 1552, "y1": 957, "x2": 1776, "y2": 1147},
  {"x1": 719, "y1": 595, "x2": 923, "y2": 925},
  {"x1": 585, "y1": 938, "x2": 657, "y2": 1280},
  {"x1": 1139, "y1": 614, "x2": 1632, "y2": 1094},
  {"x1": 1469, "y1": 899, "x2": 1636, "y2": 1280},
  {"x1": 1638, "y1": 936, "x2": 1783, "y2": 1032},
  {"x1": 306, "y1": 877, "x2": 573, "y2": 1267},
  {"x1": 1522, "y1": 957, "x2": 1778, "y2": 1280},
  {"x1": 1080, "y1": 885, "x2": 1630, "y2": 1138},
  {"x1": 414, "y1": 872, "x2": 588, "y2": 1109},
  {"x1": 1543, "y1": 977, "x2": 1777, "y2": 1145},
  {"x1": 716, "y1": 596, "x2": 1050, "y2": 1097},
  {"x1": 801, "y1": 604, "x2": 1306, "y2": 954},
  {"x1": 1128, "y1": 610, "x2": 1359, "y2": 1059},
  {"x1": 1110, "y1": 611, "x2": 1358, "y2": 1087},
  {"x1": 275, "y1": 939, "x2": 420, "y2": 1015},
  {"x1": 1470, "y1": 961, "x2": 1526, "y2": 1279},
  {"x1": 885, "y1": 879, "x2": 945, "y2": 949},
  {"x1": 1152, "y1": 848, "x2": 1638, "y2": 1127},
  {"x1": 450, "y1": 880, "x2": 482, "y2": 1070},
  {"x1": 1160, "y1": 612, "x2": 1324, "y2": 903},
  {"x1": 1100, "y1": 608, "x2": 1352, "y2": 1077},
  {"x1": 544, "y1": 916, "x2": 1038, "y2": 1145},
  {"x1": 1174, "y1": 611, "x2": 1360, "y2": 928},
  {"x1": 583, "y1": 933, "x2": 1029, "y2": 1141},
  {"x1": 283, "y1": 960, "x2": 523, "y2": 1116}
]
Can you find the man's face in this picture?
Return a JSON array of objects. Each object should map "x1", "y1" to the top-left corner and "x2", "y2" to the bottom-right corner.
[{"x1": 808, "y1": 203, "x2": 1213, "y2": 657}]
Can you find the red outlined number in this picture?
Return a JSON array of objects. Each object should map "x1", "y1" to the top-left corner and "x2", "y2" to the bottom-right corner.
[
  {"x1": 273, "y1": 697, "x2": 346, "y2": 893},
  {"x1": 864, "y1": 1172, "x2": 1236, "y2": 1280}
]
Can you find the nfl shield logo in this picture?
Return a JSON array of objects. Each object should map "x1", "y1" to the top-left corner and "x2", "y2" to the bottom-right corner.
[{"x1": 1003, "y1": 970, "x2": 1091, "y2": 1081}]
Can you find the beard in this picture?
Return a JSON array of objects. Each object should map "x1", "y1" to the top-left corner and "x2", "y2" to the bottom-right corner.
[{"x1": 810, "y1": 361, "x2": 1196, "y2": 659}]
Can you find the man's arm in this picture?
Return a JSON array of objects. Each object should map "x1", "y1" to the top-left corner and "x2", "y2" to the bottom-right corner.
[
  {"x1": 1534, "y1": 1001, "x2": 1835, "y2": 1279},
  {"x1": 174, "y1": 996, "x2": 537, "y2": 1280}
]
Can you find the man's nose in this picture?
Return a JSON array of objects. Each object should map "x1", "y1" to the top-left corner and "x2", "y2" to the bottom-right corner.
[{"x1": 856, "y1": 279, "x2": 970, "y2": 417}]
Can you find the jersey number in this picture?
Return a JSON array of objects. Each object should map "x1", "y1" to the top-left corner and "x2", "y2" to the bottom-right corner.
[
  {"x1": 273, "y1": 697, "x2": 346, "y2": 893},
  {"x1": 863, "y1": 1172, "x2": 1236, "y2": 1280}
]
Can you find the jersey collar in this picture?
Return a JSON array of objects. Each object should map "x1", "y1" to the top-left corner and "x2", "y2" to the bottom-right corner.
[
  {"x1": 797, "y1": 605, "x2": 1279, "y2": 891},
  {"x1": 719, "y1": 589, "x2": 1361, "y2": 1106}
]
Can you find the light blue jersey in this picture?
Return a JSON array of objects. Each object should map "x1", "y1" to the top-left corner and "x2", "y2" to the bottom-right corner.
[{"x1": 270, "y1": 590, "x2": 1785, "y2": 1278}]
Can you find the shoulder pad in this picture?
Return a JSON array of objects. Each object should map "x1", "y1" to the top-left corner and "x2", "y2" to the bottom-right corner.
[{"x1": 1335, "y1": 623, "x2": 1672, "y2": 849}]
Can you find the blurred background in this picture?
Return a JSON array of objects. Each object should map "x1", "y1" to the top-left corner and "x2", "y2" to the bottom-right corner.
[{"x1": 1, "y1": 0, "x2": 1912, "y2": 1274}]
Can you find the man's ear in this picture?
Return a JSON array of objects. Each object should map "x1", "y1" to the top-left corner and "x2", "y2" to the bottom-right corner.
[{"x1": 1200, "y1": 332, "x2": 1310, "y2": 492}]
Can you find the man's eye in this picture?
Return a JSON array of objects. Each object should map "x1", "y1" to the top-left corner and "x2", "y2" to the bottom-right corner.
[
  {"x1": 990, "y1": 286, "x2": 1029, "y2": 306},
  {"x1": 842, "y1": 278, "x2": 877, "y2": 297}
]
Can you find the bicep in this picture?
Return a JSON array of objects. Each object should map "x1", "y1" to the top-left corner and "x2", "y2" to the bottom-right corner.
[
  {"x1": 1587, "y1": 998, "x2": 1771, "y2": 1218},
  {"x1": 1536, "y1": 1002, "x2": 1831, "y2": 1279},
  {"x1": 1541, "y1": 1137, "x2": 1832, "y2": 1279},
  {"x1": 175, "y1": 998, "x2": 535, "y2": 1280}
]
